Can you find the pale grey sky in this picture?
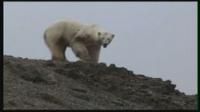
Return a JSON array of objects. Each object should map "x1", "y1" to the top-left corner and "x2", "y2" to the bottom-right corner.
[{"x1": 3, "y1": 2, "x2": 197, "y2": 95}]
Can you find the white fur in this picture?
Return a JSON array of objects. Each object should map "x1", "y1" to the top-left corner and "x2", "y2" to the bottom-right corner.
[{"x1": 44, "y1": 20, "x2": 114, "y2": 63}]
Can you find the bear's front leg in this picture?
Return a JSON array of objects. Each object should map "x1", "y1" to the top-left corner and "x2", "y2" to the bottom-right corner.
[
  {"x1": 71, "y1": 41, "x2": 93, "y2": 63},
  {"x1": 87, "y1": 45, "x2": 101, "y2": 64}
]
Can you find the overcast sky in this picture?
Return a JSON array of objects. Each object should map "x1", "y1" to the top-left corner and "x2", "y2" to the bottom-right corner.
[{"x1": 4, "y1": 2, "x2": 197, "y2": 95}]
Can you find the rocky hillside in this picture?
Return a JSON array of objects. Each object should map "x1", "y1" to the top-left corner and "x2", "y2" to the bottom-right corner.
[{"x1": 3, "y1": 55, "x2": 197, "y2": 110}]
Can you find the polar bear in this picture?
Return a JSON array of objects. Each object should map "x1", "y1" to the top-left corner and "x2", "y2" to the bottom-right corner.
[{"x1": 44, "y1": 20, "x2": 114, "y2": 63}]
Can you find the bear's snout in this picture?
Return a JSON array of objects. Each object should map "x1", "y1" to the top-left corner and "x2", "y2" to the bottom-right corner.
[{"x1": 103, "y1": 44, "x2": 108, "y2": 48}]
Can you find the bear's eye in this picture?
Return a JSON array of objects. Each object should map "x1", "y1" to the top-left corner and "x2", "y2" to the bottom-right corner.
[
  {"x1": 98, "y1": 32, "x2": 101, "y2": 36},
  {"x1": 111, "y1": 34, "x2": 115, "y2": 38}
]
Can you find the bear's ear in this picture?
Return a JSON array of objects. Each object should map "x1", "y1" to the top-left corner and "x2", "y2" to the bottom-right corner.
[{"x1": 98, "y1": 32, "x2": 101, "y2": 36}]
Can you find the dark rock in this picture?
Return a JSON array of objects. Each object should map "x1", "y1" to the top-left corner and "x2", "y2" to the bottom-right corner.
[
  {"x1": 3, "y1": 55, "x2": 197, "y2": 110},
  {"x1": 109, "y1": 64, "x2": 116, "y2": 68}
]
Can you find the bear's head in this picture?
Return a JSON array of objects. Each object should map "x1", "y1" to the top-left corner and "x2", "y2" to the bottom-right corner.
[
  {"x1": 98, "y1": 32, "x2": 115, "y2": 48},
  {"x1": 74, "y1": 25, "x2": 115, "y2": 48}
]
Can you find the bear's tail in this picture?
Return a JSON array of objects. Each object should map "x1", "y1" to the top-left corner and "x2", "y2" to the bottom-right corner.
[
  {"x1": 44, "y1": 32, "x2": 47, "y2": 41},
  {"x1": 43, "y1": 32, "x2": 48, "y2": 46}
]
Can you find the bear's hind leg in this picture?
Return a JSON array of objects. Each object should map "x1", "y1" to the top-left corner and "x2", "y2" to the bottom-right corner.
[
  {"x1": 51, "y1": 46, "x2": 65, "y2": 61},
  {"x1": 49, "y1": 43, "x2": 69, "y2": 63},
  {"x1": 53, "y1": 37, "x2": 71, "y2": 63}
]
